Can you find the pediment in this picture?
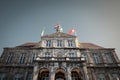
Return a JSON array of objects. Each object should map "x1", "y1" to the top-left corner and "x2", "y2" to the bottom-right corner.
[{"x1": 41, "y1": 32, "x2": 76, "y2": 38}]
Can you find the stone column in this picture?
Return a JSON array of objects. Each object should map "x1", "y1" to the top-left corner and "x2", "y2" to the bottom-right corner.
[
  {"x1": 33, "y1": 63, "x2": 39, "y2": 80},
  {"x1": 82, "y1": 63, "x2": 89, "y2": 80},
  {"x1": 67, "y1": 67, "x2": 71, "y2": 80},
  {"x1": 50, "y1": 67, "x2": 55, "y2": 80}
]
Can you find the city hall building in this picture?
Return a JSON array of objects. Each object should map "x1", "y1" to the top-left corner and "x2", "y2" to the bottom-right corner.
[{"x1": 0, "y1": 26, "x2": 120, "y2": 80}]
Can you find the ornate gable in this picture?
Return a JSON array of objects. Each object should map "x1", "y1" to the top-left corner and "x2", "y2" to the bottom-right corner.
[{"x1": 41, "y1": 32, "x2": 76, "y2": 38}]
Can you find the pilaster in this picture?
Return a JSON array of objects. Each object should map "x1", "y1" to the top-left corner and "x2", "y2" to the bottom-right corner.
[
  {"x1": 33, "y1": 63, "x2": 39, "y2": 80},
  {"x1": 50, "y1": 67, "x2": 55, "y2": 80},
  {"x1": 82, "y1": 63, "x2": 89, "y2": 80},
  {"x1": 67, "y1": 67, "x2": 71, "y2": 80}
]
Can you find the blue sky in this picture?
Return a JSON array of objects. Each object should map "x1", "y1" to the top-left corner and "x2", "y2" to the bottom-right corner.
[{"x1": 0, "y1": 0, "x2": 120, "y2": 58}]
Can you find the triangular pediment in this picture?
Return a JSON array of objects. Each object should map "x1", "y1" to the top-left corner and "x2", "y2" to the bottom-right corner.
[{"x1": 41, "y1": 32, "x2": 76, "y2": 38}]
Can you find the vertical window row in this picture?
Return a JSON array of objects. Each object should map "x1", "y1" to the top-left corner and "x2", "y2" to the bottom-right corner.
[
  {"x1": 32, "y1": 53, "x2": 37, "y2": 63},
  {"x1": 6, "y1": 53, "x2": 13, "y2": 64},
  {"x1": 57, "y1": 40, "x2": 62, "y2": 47},
  {"x1": 105, "y1": 53, "x2": 113, "y2": 63},
  {"x1": 46, "y1": 40, "x2": 51, "y2": 47},
  {"x1": 93, "y1": 54, "x2": 101, "y2": 64},
  {"x1": 19, "y1": 54, "x2": 25, "y2": 64},
  {"x1": 68, "y1": 40, "x2": 73, "y2": 47}
]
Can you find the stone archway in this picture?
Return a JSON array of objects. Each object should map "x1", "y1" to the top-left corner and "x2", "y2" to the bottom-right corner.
[
  {"x1": 71, "y1": 68, "x2": 82, "y2": 80},
  {"x1": 38, "y1": 68, "x2": 49, "y2": 80},
  {"x1": 55, "y1": 68, "x2": 66, "y2": 80}
]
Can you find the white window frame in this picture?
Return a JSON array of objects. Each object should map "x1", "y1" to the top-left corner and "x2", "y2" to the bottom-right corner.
[
  {"x1": 46, "y1": 40, "x2": 51, "y2": 47},
  {"x1": 57, "y1": 40, "x2": 62, "y2": 47},
  {"x1": 68, "y1": 40, "x2": 73, "y2": 47}
]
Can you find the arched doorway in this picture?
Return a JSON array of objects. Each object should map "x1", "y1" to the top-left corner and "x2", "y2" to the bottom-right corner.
[
  {"x1": 55, "y1": 68, "x2": 66, "y2": 80},
  {"x1": 71, "y1": 68, "x2": 82, "y2": 80},
  {"x1": 38, "y1": 68, "x2": 49, "y2": 80}
]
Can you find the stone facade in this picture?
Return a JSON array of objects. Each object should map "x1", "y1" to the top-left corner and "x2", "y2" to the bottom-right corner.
[{"x1": 0, "y1": 30, "x2": 120, "y2": 80}]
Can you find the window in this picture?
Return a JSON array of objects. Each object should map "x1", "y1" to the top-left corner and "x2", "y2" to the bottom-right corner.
[
  {"x1": 19, "y1": 54, "x2": 25, "y2": 64},
  {"x1": 40, "y1": 71, "x2": 49, "y2": 80},
  {"x1": 57, "y1": 40, "x2": 62, "y2": 47},
  {"x1": 69, "y1": 53, "x2": 75, "y2": 57},
  {"x1": 93, "y1": 54, "x2": 101, "y2": 63},
  {"x1": 105, "y1": 53, "x2": 113, "y2": 63},
  {"x1": 14, "y1": 73, "x2": 22, "y2": 80},
  {"x1": 27, "y1": 73, "x2": 32, "y2": 80},
  {"x1": 97, "y1": 74, "x2": 105, "y2": 80},
  {"x1": 0, "y1": 73, "x2": 7, "y2": 80},
  {"x1": 68, "y1": 40, "x2": 73, "y2": 47},
  {"x1": 45, "y1": 52, "x2": 51, "y2": 60},
  {"x1": 46, "y1": 40, "x2": 51, "y2": 47},
  {"x1": 6, "y1": 53, "x2": 13, "y2": 64},
  {"x1": 112, "y1": 74, "x2": 120, "y2": 80},
  {"x1": 71, "y1": 71, "x2": 80, "y2": 80},
  {"x1": 32, "y1": 53, "x2": 36, "y2": 63},
  {"x1": 69, "y1": 53, "x2": 75, "y2": 60}
]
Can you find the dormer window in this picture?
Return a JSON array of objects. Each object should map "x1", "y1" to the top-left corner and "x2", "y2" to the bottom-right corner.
[
  {"x1": 68, "y1": 40, "x2": 73, "y2": 47},
  {"x1": 46, "y1": 40, "x2": 51, "y2": 47},
  {"x1": 57, "y1": 40, "x2": 62, "y2": 47}
]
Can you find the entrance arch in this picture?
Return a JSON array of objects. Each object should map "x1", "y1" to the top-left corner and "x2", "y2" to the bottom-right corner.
[
  {"x1": 55, "y1": 68, "x2": 66, "y2": 80},
  {"x1": 71, "y1": 68, "x2": 82, "y2": 80},
  {"x1": 38, "y1": 68, "x2": 49, "y2": 80}
]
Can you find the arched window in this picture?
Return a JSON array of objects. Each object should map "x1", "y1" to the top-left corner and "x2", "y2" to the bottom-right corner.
[{"x1": 38, "y1": 71, "x2": 49, "y2": 80}]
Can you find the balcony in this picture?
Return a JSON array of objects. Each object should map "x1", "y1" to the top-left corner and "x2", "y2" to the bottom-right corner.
[{"x1": 34, "y1": 57, "x2": 86, "y2": 62}]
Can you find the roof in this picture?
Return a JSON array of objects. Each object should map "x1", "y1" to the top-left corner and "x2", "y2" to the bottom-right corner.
[
  {"x1": 17, "y1": 42, "x2": 38, "y2": 47},
  {"x1": 41, "y1": 32, "x2": 76, "y2": 38},
  {"x1": 80, "y1": 43, "x2": 104, "y2": 49},
  {"x1": 17, "y1": 42, "x2": 104, "y2": 49}
]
